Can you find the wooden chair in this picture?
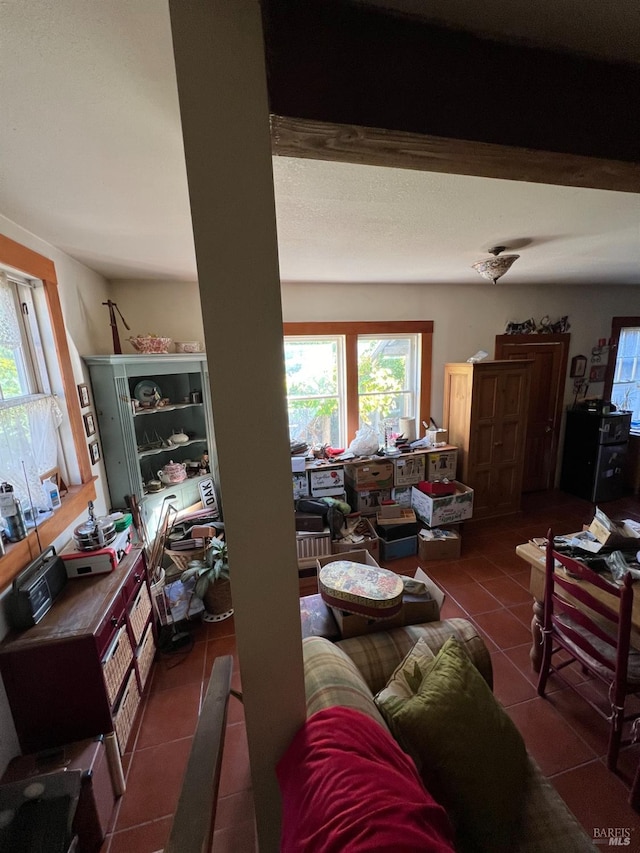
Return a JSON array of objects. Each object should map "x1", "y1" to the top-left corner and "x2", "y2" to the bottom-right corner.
[
  {"x1": 538, "y1": 529, "x2": 640, "y2": 779},
  {"x1": 163, "y1": 654, "x2": 240, "y2": 852}
]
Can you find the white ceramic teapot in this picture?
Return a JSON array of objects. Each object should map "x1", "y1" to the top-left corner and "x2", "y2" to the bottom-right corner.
[
  {"x1": 158, "y1": 461, "x2": 187, "y2": 485},
  {"x1": 170, "y1": 430, "x2": 189, "y2": 445}
]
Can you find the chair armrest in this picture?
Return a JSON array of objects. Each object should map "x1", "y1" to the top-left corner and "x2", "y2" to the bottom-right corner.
[{"x1": 163, "y1": 654, "x2": 234, "y2": 853}]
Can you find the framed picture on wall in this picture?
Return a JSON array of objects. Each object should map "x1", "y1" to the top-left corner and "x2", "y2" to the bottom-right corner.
[
  {"x1": 589, "y1": 364, "x2": 607, "y2": 383},
  {"x1": 83, "y1": 412, "x2": 96, "y2": 437},
  {"x1": 570, "y1": 355, "x2": 587, "y2": 378},
  {"x1": 77, "y1": 383, "x2": 90, "y2": 408},
  {"x1": 89, "y1": 441, "x2": 101, "y2": 465}
]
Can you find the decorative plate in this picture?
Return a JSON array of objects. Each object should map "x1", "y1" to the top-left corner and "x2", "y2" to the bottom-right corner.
[{"x1": 133, "y1": 380, "x2": 162, "y2": 404}]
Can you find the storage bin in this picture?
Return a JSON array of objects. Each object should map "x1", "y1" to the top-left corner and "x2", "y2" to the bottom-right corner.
[
  {"x1": 102, "y1": 625, "x2": 134, "y2": 708},
  {"x1": 128, "y1": 583, "x2": 151, "y2": 647},
  {"x1": 113, "y1": 669, "x2": 140, "y2": 754},
  {"x1": 379, "y1": 534, "x2": 418, "y2": 561}
]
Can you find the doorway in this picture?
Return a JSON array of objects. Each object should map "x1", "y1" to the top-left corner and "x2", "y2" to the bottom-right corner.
[{"x1": 495, "y1": 334, "x2": 570, "y2": 492}]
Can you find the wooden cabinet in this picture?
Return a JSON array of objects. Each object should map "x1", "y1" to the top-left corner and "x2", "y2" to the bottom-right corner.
[
  {"x1": 83, "y1": 354, "x2": 219, "y2": 526},
  {"x1": 443, "y1": 361, "x2": 532, "y2": 520},
  {"x1": 0, "y1": 548, "x2": 153, "y2": 792}
]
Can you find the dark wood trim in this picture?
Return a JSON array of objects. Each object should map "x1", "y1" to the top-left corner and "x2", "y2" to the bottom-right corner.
[{"x1": 271, "y1": 116, "x2": 640, "y2": 194}]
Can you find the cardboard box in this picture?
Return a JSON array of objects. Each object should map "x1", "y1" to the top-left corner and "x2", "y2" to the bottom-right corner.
[
  {"x1": 332, "y1": 517, "x2": 379, "y2": 558},
  {"x1": 411, "y1": 482, "x2": 474, "y2": 526},
  {"x1": 391, "y1": 486, "x2": 412, "y2": 508},
  {"x1": 328, "y1": 566, "x2": 445, "y2": 638},
  {"x1": 344, "y1": 460, "x2": 394, "y2": 491},
  {"x1": 316, "y1": 548, "x2": 381, "y2": 575},
  {"x1": 425, "y1": 449, "x2": 458, "y2": 481},
  {"x1": 346, "y1": 486, "x2": 392, "y2": 514},
  {"x1": 292, "y1": 472, "x2": 309, "y2": 499},
  {"x1": 394, "y1": 454, "x2": 426, "y2": 486},
  {"x1": 291, "y1": 456, "x2": 307, "y2": 473},
  {"x1": 418, "y1": 528, "x2": 462, "y2": 561},
  {"x1": 309, "y1": 466, "x2": 345, "y2": 497},
  {"x1": 588, "y1": 515, "x2": 640, "y2": 547},
  {"x1": 376, "y1": 507, "x2": 417, "y2": 525}
]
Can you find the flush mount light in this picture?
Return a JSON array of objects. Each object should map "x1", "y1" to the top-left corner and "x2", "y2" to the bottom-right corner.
[{"x1": 471, "y1": 246, "x2": 520, "y2": 284}]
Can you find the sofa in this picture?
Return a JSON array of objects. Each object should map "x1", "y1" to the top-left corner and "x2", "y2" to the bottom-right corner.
[{"x1": 277, "y1": 618, "x2": 596, "y2": 852}]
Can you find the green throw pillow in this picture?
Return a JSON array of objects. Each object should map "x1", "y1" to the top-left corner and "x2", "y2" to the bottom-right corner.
[{"x1": 375, "y1": 636, "x2": 528, "y2": 853}]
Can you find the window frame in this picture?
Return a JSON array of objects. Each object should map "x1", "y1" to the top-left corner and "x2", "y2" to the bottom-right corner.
[
  {"x1": 0, "y1": 234, "x2": 96, "y2": 590},
  {"x1": 605, "y1": 316, "x2": 640, "y2": 421},
  {"x1": 283, "y1": 320, "x2": 433, "y2": 443}
]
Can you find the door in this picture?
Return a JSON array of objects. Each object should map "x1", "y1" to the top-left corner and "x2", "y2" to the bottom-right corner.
[{"x1": 495, "y1": 334, "x2": 570, "y2": 492}]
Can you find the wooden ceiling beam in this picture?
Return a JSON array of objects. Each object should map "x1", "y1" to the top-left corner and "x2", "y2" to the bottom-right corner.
[{"x1": 270, "y1": 115, "x2": 640, "y2": 194}]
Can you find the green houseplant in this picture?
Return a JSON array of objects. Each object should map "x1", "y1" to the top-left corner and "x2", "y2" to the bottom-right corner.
[{"x1": 181, "y1": 535, "x2": 233, "y2": 623}]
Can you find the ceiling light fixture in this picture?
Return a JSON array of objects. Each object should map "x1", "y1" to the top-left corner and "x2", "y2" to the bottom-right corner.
[{"x1": 471, "y1": 246, "x2": 520, "y2": 284}]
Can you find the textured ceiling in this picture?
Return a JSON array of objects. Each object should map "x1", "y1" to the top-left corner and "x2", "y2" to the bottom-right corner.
[{"x1": 0, "y1": 1, "x2": 638, "y2": 285}]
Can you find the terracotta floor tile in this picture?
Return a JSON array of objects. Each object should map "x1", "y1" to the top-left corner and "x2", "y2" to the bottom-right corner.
[
  {"x1": 418, "y1": 561, "x2": 475, "y2": 587},
  {"x1": 150, "y1": 640, "x2": 206, "y2": 693},
  {"x1": 490, "y1": 651, "x2": 537, "y2": 707},
  {"x1": 550, "y1": 760, "x2": 640, "y2": 841},
  {"x1": 438, "y1": 598, "x2": 469, "y2": 620},
  {"x1": 136, "y1": 680, "x2": 201, "y2": 749},
  {"x1": 212, "y1": 819, "x2": 258, "y2": 852},
  {"x1": 219, "y1": 722, "x2": 253, "y2": 798},
  {"x1": 507, "y1": 697, "x2": 597, "y2": 776},
  {"x1": 116, "y1": 738, "x2": 193, "y2": 830},
  {"x1": 456, "y1": 555, "x2": 507, "y2": 581},
  {"x1": 508, "y1": 601, "x2": 535, "y2": 628},
  {"x1": 214, "y1": 789, "x2": 256, "y2": 831},
  {"x1": 479, "y1": 575, "x2": 533, "y2": 607},
  {"x1": 107, "y1": 816, "x2": 173, "y2": 853},
  {"x1": 473, "y1": 608, "x2": 533, "y2": 650},
  {"x1": 541, "y1": 682, "x2": 612, "y2": 757},
  {"x1": 448, "y1": 581, "x2": 502, "y2": 615},
  {"x1": 204, "y1": 635, "x2": 239, "y2": 681}
]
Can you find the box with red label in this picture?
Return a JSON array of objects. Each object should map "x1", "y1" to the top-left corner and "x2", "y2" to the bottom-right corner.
[
  {"x1": 309, "y1": 466, "x2": 345, "y2": 497},
  {"x1": 424, "y1": 448, "x2": 458, "y2": 481},
  {"x1": 344, "y1": 460, "x2": 394, "y2": 491}
]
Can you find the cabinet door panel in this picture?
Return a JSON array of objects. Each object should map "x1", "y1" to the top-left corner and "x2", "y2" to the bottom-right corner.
[
  {"x1": 475, "y1": 374, "x2": 500, "y2": 420},
  {"x1": 471, "y1": 422, "x2": 498, "y2": 468}
]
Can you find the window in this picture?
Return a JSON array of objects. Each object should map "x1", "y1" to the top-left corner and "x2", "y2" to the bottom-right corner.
[
  {"x1": 0, "y1": 233, "x2": 95, "y2": 589},
  {"x1": 283, "y1": 321, "x2": 433, "y2": 447},
  {"x1": 0, "y1": 271, "x2": 63, "y2": 507},
  {"x1": 607, "y1": 318, "x2": 640, "y2": 429}
]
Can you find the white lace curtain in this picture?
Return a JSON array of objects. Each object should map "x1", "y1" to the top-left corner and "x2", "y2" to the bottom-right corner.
[
  {"x1": 0, "y1": 272, "x2": 63, "y2": 508},
  {"x1": 0, "y1": 396, "x2": 63, "y2": 508}
]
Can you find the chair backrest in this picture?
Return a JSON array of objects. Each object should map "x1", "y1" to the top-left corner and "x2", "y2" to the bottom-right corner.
[{"x1": 543, "y1": 528, "x2": 634, "y2": 685}]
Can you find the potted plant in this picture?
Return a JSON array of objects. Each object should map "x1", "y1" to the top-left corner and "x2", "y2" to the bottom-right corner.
[{"x1": 181, "y1": 535, "x2": 233, "y2": 623}]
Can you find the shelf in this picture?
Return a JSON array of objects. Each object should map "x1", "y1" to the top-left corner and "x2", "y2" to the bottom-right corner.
[
  {"x1": 134, "y1": 403, "x2": 202, "y2": 417},
  {"x1": 137, "y1": 438, "x2": 207, "y2": 458}
]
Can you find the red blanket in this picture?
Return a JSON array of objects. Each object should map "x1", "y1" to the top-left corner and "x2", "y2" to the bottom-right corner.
[{"x1": 276, "y1": 706, "x2": 455, "y2": 853}]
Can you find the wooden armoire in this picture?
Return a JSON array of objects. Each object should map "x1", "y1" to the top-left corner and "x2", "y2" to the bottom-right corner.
[{"x1": 443, "y1": 360, "x2": 532, "y2": 520}]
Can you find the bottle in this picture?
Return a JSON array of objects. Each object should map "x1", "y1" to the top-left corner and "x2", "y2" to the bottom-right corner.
[
  {"x1": 42, "y1": 476, "x2": 61, "y2": 510},
  {"x1": 0, "y1": 482, "x2": 27, "y2": 542}
]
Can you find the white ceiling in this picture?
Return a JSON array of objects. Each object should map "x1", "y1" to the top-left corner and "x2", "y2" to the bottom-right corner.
[{"x1": 0, "y1": 1, "x2": 638, "y2": 286}]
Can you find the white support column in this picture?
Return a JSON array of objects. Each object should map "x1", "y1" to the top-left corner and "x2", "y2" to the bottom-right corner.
[{"x1": 168, "y1": 2, "x2": 306, "y2": 849}]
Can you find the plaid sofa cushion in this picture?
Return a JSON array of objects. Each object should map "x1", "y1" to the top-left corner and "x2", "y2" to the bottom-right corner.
[
  {"x1": 335, "y1": 618, "x2": 493, "y2": 695},
  {"x1": 302, "y1": 636, "x2": 388, "y2": 729}
]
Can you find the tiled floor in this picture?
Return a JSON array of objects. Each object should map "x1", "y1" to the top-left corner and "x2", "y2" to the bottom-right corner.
[{"x1": 101, "y1": 489, "x2": 640, "y2": 852}]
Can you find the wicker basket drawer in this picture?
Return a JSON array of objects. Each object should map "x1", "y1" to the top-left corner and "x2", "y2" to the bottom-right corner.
[
  {"x1": 137, "y1": 623, "x2": 156, "y2": 692},
  {"x1": 102, "y1": 625, "x2": 134, "y2": 708},
  {"x1": 114, "y1": 669, "x2": 140, "y2": 755},
  {"x1": 128, "y1": 583, "x2": 151, "y2": 647}
]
